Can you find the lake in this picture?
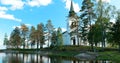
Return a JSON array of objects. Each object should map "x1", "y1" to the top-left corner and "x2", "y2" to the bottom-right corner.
[{"x1": 0, "y1": 53, "x2": 113, "y2": 63}]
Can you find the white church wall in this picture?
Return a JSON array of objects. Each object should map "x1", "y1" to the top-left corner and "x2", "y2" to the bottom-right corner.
[{"x1": 63, "y1": 31, "x2": 71, "y2": 45}]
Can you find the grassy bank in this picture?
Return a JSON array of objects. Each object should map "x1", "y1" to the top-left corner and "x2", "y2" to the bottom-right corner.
[
  {"x1": 4, "y1": 45, "x2": 120, "y2": 62},
  {"x1": 97, "y1": 51, "x2": 120, "y2": 62}
]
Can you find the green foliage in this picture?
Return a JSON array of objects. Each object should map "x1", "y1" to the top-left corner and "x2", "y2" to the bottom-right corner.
[
  {"x1": 20, "y1": 24, "x2": 29, "y2": 49},
  {"x1": 110, "y1": 11, "x2": 120, "y2": 52},
  {"x1": 80, "y1": 0, "x2": 95, "y2": 43},
  {"x1": 29, "y1": 26, "x2": 36, "y2": 47},
  {"x1": 51, "y1": 27, "x2": 63, "y2": 49},
  {"x1": 9, "y1": 27, "x2": 21, "y2": 48},
  {"x1": 56, "y1": 27, "x2": 63, "y2": 48},
  {"x1": 38, "y1": 23, "x2": 45, "y2": 48},
  {"x1": 94, "y1": 0, "x2": 116, "y2": 49},
  {"x1": 46, "y1": 20, "x2": 54, "y2": 47},
  {"x1": 46, "y1": 20, "x2": 54, "y2": 33},
  {"x1": 3, "y1": 33, "x2": 9, "y2": 48},
  {"x1": 80, "y1": 0, "x2": 96, "y2": 51},
  {"x1": 51, "y1": 31, "x2": 57, "y2": 48}
]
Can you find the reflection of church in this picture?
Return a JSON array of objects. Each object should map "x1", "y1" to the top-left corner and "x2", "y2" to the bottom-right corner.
[{"x1": 63, "y1": 1, "x2": 80, "y2": 45}]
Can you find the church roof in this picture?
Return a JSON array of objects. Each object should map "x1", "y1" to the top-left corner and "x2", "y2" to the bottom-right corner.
[
  {"x1": 70, "y1": 0, "x2": 74, "y2": 12},
  {"x1": 69, "y1": 0, "x2": 76, "y2": 17}
]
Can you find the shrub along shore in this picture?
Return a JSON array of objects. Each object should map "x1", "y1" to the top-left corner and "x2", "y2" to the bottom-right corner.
[{"x1": 2, "y1": 45, "x2": 120, "y2": 62}]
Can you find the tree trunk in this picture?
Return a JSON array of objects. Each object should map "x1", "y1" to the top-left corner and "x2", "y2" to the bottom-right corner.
[
  {"x1": 48, "y1": 38, "x2": 50, "y2": 47},
  {"x1": 77, "y1": 34, "x2": 79, "y2": 46},
  {"x1": 37, "y1": 40, "x2": 39, "y2": 51},
  {"x1": 23, "y1": 44, "x2": 25, "y2": 49},
  {"x1": 23, "y1": 37, "x2": 25, "y2": 49},
  {"x1": 91, "y1": 42, "x2": 94, "y2": 52},
  {"x1": 119, "y1": 43, "x2": 120, "y2": 52},
  {"x1": 40, "y1": 43, "x2": 43, "y2": 49}
]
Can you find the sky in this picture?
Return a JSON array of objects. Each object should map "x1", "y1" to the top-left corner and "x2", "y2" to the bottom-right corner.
[{"x1": 0, "y1": 0, "x2": 120, "y2": 49}]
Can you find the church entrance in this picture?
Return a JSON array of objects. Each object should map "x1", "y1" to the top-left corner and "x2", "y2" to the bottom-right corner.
[{"x1": 73, "y1": 37, "x2": 76, "y2": 45}]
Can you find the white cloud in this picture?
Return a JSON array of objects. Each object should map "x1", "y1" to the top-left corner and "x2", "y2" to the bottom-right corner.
[
  {"x1": 61, "y1": 28, "x2": 67, "y2": 32},
  {"x1": 0, "y1": 11, "x2": 22, "y2": 22},
  {"x1": 0, "y1": 6, "x2": 22, "y2": 22},
  {"x1": 0, "y1": 0, "x2": 25, "y2": 10},
  {"x1": 0, "y1": 7, "x2": 8, "y2": 11},
  {"x1": 63, "y1": 0, "x2": 80, "y2": 13},
  {"x1": 27, "y1": 0, "x2": 52, "y2": 7},
  {"x1": 25, "y1": 24, "x2": 32, "y2": 27},
  {"x1": 12, "y1": 26, "x2": 21, "y2": 29},
  {"x1": 0, "y1": 0, "x2": 53, "y2": 22},
  {"x1": 12, "y1": 24, "x2": 32, "y2": 29}
]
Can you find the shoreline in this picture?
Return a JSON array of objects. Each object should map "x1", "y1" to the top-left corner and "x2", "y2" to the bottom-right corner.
[{"x1": 1, "y1": 46, "x2": 120, "y2": 62}]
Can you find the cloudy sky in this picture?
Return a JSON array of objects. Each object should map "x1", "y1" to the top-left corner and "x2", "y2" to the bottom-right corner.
[{"x1": 0, "y1": 0, "x2": 120, "y2": 49}]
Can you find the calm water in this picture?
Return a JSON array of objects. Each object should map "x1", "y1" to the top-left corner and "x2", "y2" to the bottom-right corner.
[{"x1": 0, "y1": 53, "x2": 113, "y2": 63}]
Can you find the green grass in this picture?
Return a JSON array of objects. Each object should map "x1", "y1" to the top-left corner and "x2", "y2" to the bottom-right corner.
[{"x1": 97, "y1": 51, "x2": 120, "y2": 62}]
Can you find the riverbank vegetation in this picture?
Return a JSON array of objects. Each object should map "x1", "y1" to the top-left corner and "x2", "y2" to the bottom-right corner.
[{"x1": 3, "y1": 45, "x2": 120, "y2": 62}]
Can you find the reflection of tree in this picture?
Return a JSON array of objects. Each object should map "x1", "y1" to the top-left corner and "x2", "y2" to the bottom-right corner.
[
  {"x1": 40, "y1": 56, "x2": 43, "y2": 63},
  {"x1": 30, "y1": 54, "x2": 35, "y2": 63},
  {"x1": 50, "y1": 56, "x2": 62, "y2": 63},
  {"x1": 2, "y1": 53, "x2": 23, "y2": 63}
]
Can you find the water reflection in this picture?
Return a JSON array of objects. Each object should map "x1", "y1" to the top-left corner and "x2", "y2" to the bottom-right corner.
[{"x1": 1, "y1": 53, "x2": 113, "y2": 63}]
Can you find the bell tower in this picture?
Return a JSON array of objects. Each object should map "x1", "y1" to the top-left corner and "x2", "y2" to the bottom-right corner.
[{"x1": 67, "y1": 0, "x2": 79, "y2": 45}]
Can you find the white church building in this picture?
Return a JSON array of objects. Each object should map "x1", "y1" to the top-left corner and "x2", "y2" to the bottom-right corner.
[{"x1": 63, "y1": 1, "x2": 81, "y2": 46}]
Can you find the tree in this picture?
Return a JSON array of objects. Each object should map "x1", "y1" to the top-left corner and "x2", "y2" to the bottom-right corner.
[
  {"x1": 111, "y1": 11, "x2": 120, "y2": 52},
  {"x1": 51, "y1": 31, "x2": 57, "y2": 48},
  {"x1": 95, "y1": 0, "x2": 116, "y2": 49},
  {"x1": 93, "y1": 23, "x2": 102, "y2": 47},
  {"x1": 29, "y1": 26, "x2": 36, "y2": 48},
  {"x1": 80, "y1": 0, "x2": 95, "y2": 49},
  {"x1": 21, "y1": 24, "x2": 29, "y2": 49},
  {"x1": 3, "y1": 33, "x2": 9, "y2": 48},
  {"x1": 9, "y1": 27, "x2": 21, "y2": 48},
  {"x1": 106, "y1": 22, "x2": 115, "y2": 47},
  {"x1": 39, "y1": 23, "x2": 45, "y2": 49},
  {"x1": 46, "y1": 20, "x2": 54, "y2": 47},
  {"x1": 36, "y1": 23, "x2": 45, "y2": 49},
  {"x1": 56, "y1": 27, "x2": 63, "y2": 49},
  {"x1": 87, "y1": 25, "x2": 95, "y2": 51}
]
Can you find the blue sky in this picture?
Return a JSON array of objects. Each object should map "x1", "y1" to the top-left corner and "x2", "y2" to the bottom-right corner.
[{"x1": 0, "y1": 0, "x2": 120, "y2": 49}]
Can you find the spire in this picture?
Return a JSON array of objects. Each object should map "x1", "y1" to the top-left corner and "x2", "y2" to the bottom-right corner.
[
  {"x1": 70, "y1": 0, "x2": 74, "y2": 12},
  {"x1": 69, "y1": 0, "x2": 76, "y2": 17}
]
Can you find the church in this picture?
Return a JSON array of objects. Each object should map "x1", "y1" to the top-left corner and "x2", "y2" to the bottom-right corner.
[{"x1": 63, "y1": 0, "x2": 82, "y2": 46}]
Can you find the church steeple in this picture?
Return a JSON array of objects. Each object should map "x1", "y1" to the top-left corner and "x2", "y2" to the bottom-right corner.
[
  {"x1": 70, "y1": 0, "x2": 74, "y2": 12},
  {"x1": 69, "y1": 0, "x2": 76, "y2": 17}
]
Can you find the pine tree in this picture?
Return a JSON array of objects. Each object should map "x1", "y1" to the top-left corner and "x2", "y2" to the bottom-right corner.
[
  {"x1": 21, "y1": 24, "x2": 29, "y2": 49},
  {"x1": 51, "y1": 31, "x2": 57, "y2": 48},
  {"x1": 56, "y1": 27, "x2": 63, "y2": 49},
  {"x1": 46, "y1": 20, "x2": 54, "y2": 47},
  {"x1": 9, "y1": 27, "x2": 21, "y2": 48},
  {"x1": 111, "y1": 11, "x2": 120, "y2": 52},
  {"x1": 39, "y1": 23, "x2": 45, "y2": 49},
  {"x1": 3, "y1": 33, "x2": 9, "y2": 48},
  {"x1": 29, "y1": 26, "x2": 36, "y2": 48},
  {"x1": 80, "y1": 0, "x2": 95, "y2": 49}
]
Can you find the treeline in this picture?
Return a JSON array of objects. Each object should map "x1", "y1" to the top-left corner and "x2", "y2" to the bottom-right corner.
[
  {"x1": 3, "y1": 20, "x2": 63, "y2": 49},
  {"x1": 78, "y1": 0, "x2": 120, "y2": 52}
]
